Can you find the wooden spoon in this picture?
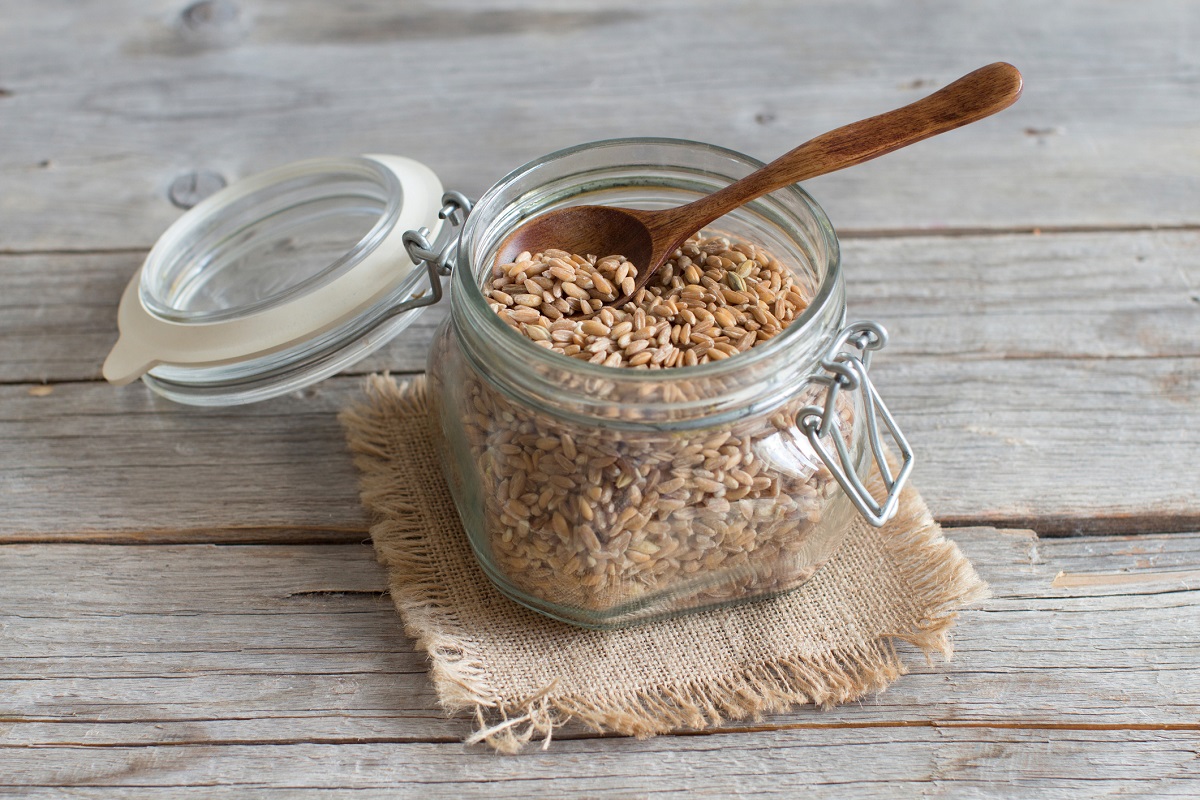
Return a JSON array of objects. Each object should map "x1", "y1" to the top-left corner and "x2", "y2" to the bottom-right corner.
[{"x1": 496, "y1": 62, "x2": 1022, "y2": 306}]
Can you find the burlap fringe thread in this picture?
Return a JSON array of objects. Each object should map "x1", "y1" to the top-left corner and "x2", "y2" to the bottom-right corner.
[{"x1": 341, "y1": 375, "x2": 989, "y2": 753}]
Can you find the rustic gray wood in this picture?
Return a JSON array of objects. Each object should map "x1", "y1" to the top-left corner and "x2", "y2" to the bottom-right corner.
[
  {"x1": 2, "y1": 357, "x2": 1197, "y2": 538},
  {"x1": 4, "y1": 0, "x2": 1199, "y2": 795},
  {"x1": 5, "y1": 229, "x2": 1198, "y2": 383},
  {"x1": 4, "y1": 730, "x2": 1198, "y2": 798},
  {"x1": 2, "y1": 529, "x2": 1197, "y2": 794},
  {"x1": 2, "y1": 229, "x2": 1197, "y2": 538},
  {"x1": 2, "y1": 1, "x2": 1199, "y2": 252}
]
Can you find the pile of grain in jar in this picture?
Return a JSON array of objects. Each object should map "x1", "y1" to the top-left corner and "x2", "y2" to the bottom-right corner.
[
  {"x1": 461, "y1": 233, "x2": 852, "y2": 616},
  {"x1": 486, "y1": 234, "x2": 810, "y2": 368}
]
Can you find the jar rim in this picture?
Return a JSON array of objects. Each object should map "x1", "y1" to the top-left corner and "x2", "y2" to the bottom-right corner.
[{"x1": 454, "y1": 136, "x2": 843, "y2": 386}]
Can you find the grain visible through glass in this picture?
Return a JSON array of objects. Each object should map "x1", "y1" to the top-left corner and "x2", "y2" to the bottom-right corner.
[
  {"x1": 446, "y1": 232, "x2": 856, "y2": 621},
  {"x1": 486, "y1": 234, "x2": 810, "y2": 369}
]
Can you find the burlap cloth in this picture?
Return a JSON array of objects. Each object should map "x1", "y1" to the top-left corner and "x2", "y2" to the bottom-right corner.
[{"x1": 340, "y1": 374, "x2": 988, "y2": 752}]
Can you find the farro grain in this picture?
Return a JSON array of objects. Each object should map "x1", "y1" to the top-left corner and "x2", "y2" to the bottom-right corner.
[{"x1": 460, "y1": 232, "x2": 853, "y2": 615}]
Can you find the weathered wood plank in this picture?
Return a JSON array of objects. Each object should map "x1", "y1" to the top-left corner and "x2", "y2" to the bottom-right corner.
[
  {"x1": 1, "y1": 529, "x2": 1198, "y2": 754},
  {"x1": 843, "y1": 231, "x2": 1200, "y2": 361},
  {"x1": 0, "y1": 251, "x2": 444, "y2": 385},
  {"x1": 880, "y1": 356, "x2": 1200, "y2": 533},
  {"x1": 3, "y1": 229, "x2": 1197, "y2": 384},
  {"x1": 4, "y1": 361, "x2": 1197, "y2": 536},
  {"x1": 3, "y1": 729, "x2": 1198, "y2": 798},
  {"x1": 3, "y1": 2, "x2": 1195, "y2": 795},
  {"x1": 2, "y1": 1, "x2": 1199, "y2": 251},
  {"x1": 1, "y1": 230, "x2": 1196, "y2": 536},
  {"x1": 0, "y1": 380, "x2": 366, "y2": 536},
  {"x1": 0, "y1": 363, "x2": 1194, "y2": 537}
]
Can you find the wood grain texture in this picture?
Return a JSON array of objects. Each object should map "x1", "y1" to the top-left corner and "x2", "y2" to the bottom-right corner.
[
  {"x1": 1, "y1": 357, "x2": 1197, "y2": 537},
  {"x1": 2, "y1": 1, "x2": 1199, "y2": 251},
  {"x1": 6, "y1": 229, "x2": 1195, "y2": 383},
  {"x1": 0, "y1": 378, "x2": 365, "y2": 537},
  {"x1": 2, "y1": 230, "x2": 1195, "y2": 537},
  {"x1": 3, "y1": 730, "x2": 1198, "y2": 798},
  {"x1": 4, "y1": 1, "x2": 1198, "y2": 794},
  {"x1": 1, "y1": 529, "x2": 1197, "y2": 794}
]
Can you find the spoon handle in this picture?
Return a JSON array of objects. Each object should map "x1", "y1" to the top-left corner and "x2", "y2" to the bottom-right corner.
[{"x1": 653, "y1": 62, "x2": 1023, "y2": 238}]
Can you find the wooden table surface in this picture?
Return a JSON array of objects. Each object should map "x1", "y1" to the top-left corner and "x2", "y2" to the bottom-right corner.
[{"x1": 3, "y1": 1, "x2": 1198, "y2": 796}]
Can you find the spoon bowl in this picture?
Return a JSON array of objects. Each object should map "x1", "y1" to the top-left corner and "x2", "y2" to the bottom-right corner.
[
  {"x1": 496, "y1": 62, "x2": 1023, "y2": 306},
  {"x1": 496, "y1": 205, "x2": 655, "y2": 273}
]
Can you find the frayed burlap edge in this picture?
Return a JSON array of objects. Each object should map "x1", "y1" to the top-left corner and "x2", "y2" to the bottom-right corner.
[{"x1": 340, "y1": 374, "x2": 989, "y2": 753}]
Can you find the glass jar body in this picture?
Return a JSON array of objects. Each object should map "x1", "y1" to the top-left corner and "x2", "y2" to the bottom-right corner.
[{"x1": 428, "y1": 139, "x2": 870, "y2": 628}]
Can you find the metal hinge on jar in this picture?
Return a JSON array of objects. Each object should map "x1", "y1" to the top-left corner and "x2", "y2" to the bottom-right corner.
[
  {"x1": 796, "y1": 321, "x2": 914, "y2": 527},
  {"x1": 384, "y1": 191, "x2": 473, "y2": 318}
]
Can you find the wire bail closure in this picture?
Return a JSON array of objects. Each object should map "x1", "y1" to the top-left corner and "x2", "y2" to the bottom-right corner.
[
  {"x1": 797, "y1": 321, "x2": 914, "y2": 527},
  {"x1": 386, "y1": 191, "x2": 473, "y2": 319}
]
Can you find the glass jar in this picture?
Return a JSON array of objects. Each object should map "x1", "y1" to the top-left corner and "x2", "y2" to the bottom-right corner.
[
  {"x1": 426, "y1": 139, "x2": 911, "y2": 627},
  {"x1": 104, "y1": 139, "x2": 911, "y2": 628}
]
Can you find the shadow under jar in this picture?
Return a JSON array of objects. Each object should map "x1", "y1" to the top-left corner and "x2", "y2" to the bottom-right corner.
[{"x1": 428, "y1": 139, "x2": 912, "y2": 628}]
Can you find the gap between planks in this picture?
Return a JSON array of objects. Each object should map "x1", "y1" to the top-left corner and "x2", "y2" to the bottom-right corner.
[
  {"x1": 4, "y1": 532, "x2": 1197, "y2": 756},
  {"x1": 4, "y1": 515, "x2": 1196, "y2": 544},
  {"x1": 940, "y1": 512, "x2": 1200, "y2": 538},
  {"x1": 3, "y1": 720, "x2": 1199, "y2": 751},
  {"x1": 0, "y1": 527, "x2": 373, "y2": 546},
  {"x1": 5, "y1": 222, "x2": 1200, "y2": 259}
]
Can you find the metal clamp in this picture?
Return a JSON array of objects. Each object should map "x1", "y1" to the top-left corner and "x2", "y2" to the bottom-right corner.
[
  {"x1": 796, "y1": 321, "x2": 914, "y2": 527},
  {"x1": 384, "y1": 192, "x2": 472, "y2": 319}
]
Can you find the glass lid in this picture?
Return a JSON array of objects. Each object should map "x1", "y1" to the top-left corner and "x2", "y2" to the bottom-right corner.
[
  {"x1": 103, "y1": 155, "x2": 447, "y2": 405},
  {"x1": 140, "y1": 159, "x2": 403, "y2": 323}
]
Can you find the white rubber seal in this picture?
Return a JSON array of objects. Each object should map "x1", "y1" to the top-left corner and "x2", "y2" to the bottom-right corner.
[{"x1": 103, "y1": 155, "x2": 443, "y2": 385}]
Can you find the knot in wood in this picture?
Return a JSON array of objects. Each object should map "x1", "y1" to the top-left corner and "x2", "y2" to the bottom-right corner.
[
  {"x1": 179, "y1": 0, "x2": 244, "y2": 47},
  {"x1": 168, "y1": 169, "x2": 227, "y2": 209}
]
